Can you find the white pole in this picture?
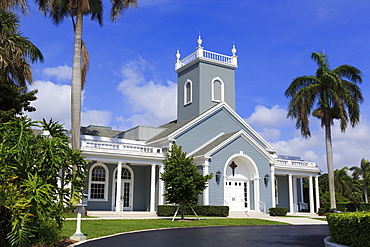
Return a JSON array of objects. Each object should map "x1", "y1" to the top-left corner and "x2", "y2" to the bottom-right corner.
[{"x1": 70, "y1": 205, "x2": 86, "y2": 241}]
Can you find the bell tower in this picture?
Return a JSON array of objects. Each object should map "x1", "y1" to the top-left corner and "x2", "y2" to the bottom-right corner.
[{"x1": 175, "y1": 36, "x2": 238, "y2": 122}]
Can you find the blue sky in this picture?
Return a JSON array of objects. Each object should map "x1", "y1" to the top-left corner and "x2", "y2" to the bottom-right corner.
[{"x1": 19, "y1": 0, "x2": 370, "y2": 172}]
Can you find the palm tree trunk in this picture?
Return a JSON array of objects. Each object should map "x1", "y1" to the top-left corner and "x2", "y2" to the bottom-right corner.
[
  {"x1": 71, "y1": 11, "x2": 83, "y2": 151},
  {"x1": 364, "y1": 183, "x2": 368, "y2": 203},
  {"x1": 325, "y1": 118, "x2": 336, "y2": 210}
]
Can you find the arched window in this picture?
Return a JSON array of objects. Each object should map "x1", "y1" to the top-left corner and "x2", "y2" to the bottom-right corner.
[
  {"x1": 212, "y1": 78, "x2": 224, "y2": 102},
  {"x1": 89, "y1": 163, "x2": 108, "y2": 200},
  {"x1": 184, "y1": 80, "x2": 192, "y2": 105}
]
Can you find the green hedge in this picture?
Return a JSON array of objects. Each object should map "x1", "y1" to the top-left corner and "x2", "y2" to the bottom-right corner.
[
  {"x1": 321, "y1": 203, "x2": 370, "y2": 213},
  {"x1": 157, "y1": 205, "x2": 229, "y2": 217},
  {"x1": 269, "y1": 207, "x2": 288, "y2": 216},
  {"x1": 327, "y1": 212, "x2": 370, "y2": 247}
]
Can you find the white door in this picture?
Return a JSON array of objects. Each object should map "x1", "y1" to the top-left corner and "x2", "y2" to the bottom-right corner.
[{"x1": 225, "y1": 180, "x2": 246, "y2": 211}]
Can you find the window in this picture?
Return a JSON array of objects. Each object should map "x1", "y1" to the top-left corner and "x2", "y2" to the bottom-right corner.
[
  {"x1": 212, "y1": 78, "x2": 224, "y2": 102},
  {"x1": 89, "y1": 163, "x2": 108, "y2": 200},
  {"x1": 184, "y1": 80, "x2": 192, "y2": 105}
]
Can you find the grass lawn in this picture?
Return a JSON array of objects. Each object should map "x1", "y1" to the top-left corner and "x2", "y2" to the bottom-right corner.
[{"x1": 62, "y1": 218, "x2": 289, "y2": 240}]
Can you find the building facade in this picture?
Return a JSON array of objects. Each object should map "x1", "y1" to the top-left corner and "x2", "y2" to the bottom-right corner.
[{"x1": 82, "y1": 37, "x2": 321, "y2": 214}]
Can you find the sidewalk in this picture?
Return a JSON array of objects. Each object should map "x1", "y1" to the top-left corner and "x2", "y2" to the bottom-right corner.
[{"x1": 66, "y1": 211, "x2": 327, "y2": 225}]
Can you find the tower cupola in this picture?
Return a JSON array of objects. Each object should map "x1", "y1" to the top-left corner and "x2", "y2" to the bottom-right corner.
[{"x1": 175, "y1": 37, "x2": 238, "y2": 122}]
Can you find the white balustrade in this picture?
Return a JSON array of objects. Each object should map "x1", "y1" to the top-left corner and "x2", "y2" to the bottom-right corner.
[
  {"x1": 177, "y1": 49, "x2": 236, "y2": 70},
  {"x1": 81, "y1": 141, "x2": 162, "y2": 154},
  {"x1": 276, "y1": 159, "x2": 316, "y2": 167}
]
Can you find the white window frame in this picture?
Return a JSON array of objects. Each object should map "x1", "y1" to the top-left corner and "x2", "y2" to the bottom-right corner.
[
  {"x1": 212, "y1": 77, "x2": 224, "y2": 102},
  {"x1": 88, "y1": 162, "x2": 109, "y2": 201},
  {"x1": 184, "y1": 79, "x2": 192, "y2": 105}
]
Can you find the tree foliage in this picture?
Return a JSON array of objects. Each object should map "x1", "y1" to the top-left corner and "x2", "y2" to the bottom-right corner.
[
  {"x1": 350, "y1": 158, "x2": 370, "y2": 203},
  {"x1": 0, "y1": 10, "x2": 44, "y2": 88},
  {"x1": 0, "y1": 117, "x2": 87, "y2": 247},
  {"x1": 160, "y1": 144, "x2": 212, "y2": 220},
  {"x1": 285, "y1": 51, "x2": 364, "y2": 210}
]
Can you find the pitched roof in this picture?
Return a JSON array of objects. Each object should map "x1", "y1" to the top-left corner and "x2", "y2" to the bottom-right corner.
[
  {"x1": 80, "y1": 125, "x2": 123, "y2": 138},
  {"x1": 146, "y1": 116, "x2": 197, "y2": 143},
  {"x1": 191, "y1": 131, "x2": 239, "y2": 157}
]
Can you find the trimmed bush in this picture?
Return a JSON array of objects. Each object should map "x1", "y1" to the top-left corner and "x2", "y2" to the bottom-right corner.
[
  {"x1": 327, "y1": 212, "x2": 370, "y2": 247},
  {"x1": 322, "y1": 203, "x2": 370, "y2": 212},
  {"x1": 269, "y1": 207, "x2": 288, "y2": 216},
  {"x1": 157, "y1": 205, "x2": 229, "y2": 217},
  {"x1": 317, "y1": 207, "x2": 327, "y2": 215}
]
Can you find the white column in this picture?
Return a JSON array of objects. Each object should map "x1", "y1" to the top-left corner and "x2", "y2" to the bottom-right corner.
[
  {"x1": 150, "y1": 164, "x2": 156, "y2": 212},
  {"x1": 255, "y1": 178, "x2": 260, "y2": 212},
  {"x1": 158, "y1": 164, "x2": 164, "y2": 206},
  {"x1": 202, "y1": 162, "x2": 210, "y2": 205},
  {"x1": 115, "y1": 162, "x2": 122, "y2": 212},
  {"x1": 271, "y1": 167, "x2": 276, "y2": 208},
  {"x1": 309, "y1": 175, "x2": 314, "y2": 214},
  {"x1": 299, "y1": 178, "x2": 305, "y2": 204},
  {"x1": 288, "y1": 174, "x2": 294, "y2": 213},
  {"x1": 315, "y1": 175, "x2": 320, "y2": 213},
  {"x1": 293, "y1": 177, "x2": 298, "y2": 206}
]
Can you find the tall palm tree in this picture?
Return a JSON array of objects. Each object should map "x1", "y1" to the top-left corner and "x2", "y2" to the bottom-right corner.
[
  {"x1": 285, "y1": 52, "x2": 364, "y2": 210},
  {"x1": 35, "y1": 0, "x2": 138, "y2": 150},
  {"x1": 350, "y1": 158, "x2": 370, "y2": 203},
  {"x1": 0, "y1": 9, "x2": 44, "y2": 89}
]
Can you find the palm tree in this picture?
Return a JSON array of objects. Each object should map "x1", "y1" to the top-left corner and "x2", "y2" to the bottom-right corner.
[
  {"x1": 0, "y1": 10, "x2": 44, "y2": 89},
  {"x1": 35, "y1": 0, "x2": 138, "y2": 150},
  {"x1": 285, "y1": 52, "x2": 364, "y2": 210},
  {"x1": 350, "y1": 158, "x2": 370, "y2": 203},
  {"x1": 334, "y1": 167, "x2": 353, "y2": 198}
]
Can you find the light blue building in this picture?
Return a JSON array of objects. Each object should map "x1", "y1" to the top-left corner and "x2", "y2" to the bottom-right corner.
[{"x1": 82, "y1": 37, "x2": 320, "y2": 214}]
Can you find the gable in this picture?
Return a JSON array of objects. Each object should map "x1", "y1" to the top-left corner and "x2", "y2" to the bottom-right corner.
[{"x1": 172, "y1": 105, "x2": 274, "y2": 154}]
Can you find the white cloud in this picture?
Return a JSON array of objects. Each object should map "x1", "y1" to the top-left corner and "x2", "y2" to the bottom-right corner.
[
  {"x1": 43, "y1": 65, "x2": 72, "y2": 82},
  {"x1": 82, "y1": 110, "x2": 112, "y2": 127},
  {"x1": 27, "y1": 80, "x2": 112, "y2": 129},
  {"x1": 271, "y1": 120, "x2": 370, "y2": 173},
  {"x1": 116, "y1": 58, "x2": 177, "y2": 129},
  {"x1": 259, "y1": 128, "x2": 281, "y2": 142},
  {"x1": 246, "y1": 105, "x2": 292, "y2": 128}
]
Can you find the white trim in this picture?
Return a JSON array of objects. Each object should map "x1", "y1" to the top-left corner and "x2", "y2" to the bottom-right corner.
[
  {"x1": 223, "y1": 153, "x2": 260, "y2": 212},
  {"x1": 211, "y1": 77, "x2": 224, "y2": 102},
  {"x1": 164, "y1": 102, "x2": 275, "y2": 153},
  {"x1": 88, "y1": 162, "x2": 109, "y2": 201},
  {"x1": 194, "y1": 129, "x2": 276, "y2": 165},
  {"x1": 188, "y1": 132, "x2": 225, "y2": 157},
  {"x1": 184, "y1": 79, "x2": 192, "y2": 106},
  {"x1": 112, "y1": 164, "x2": 134, "y2": 211}
]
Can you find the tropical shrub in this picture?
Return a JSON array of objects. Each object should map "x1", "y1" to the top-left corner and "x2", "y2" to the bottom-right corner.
[
  {"x1": 327, "y1": 212, "x2": 370, "y2": 247},
  {"x1": 157, "y1": 205, "x2": 229, "y2": 217},
  {"x1": 0, "y1": 117, "x2": 87, "y2": 246},
  {"x1": 269, "y1": 207, "x2": 288, "y2": 216}
]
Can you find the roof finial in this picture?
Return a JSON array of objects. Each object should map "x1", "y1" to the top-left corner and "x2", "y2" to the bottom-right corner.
[
  {"x1": 232, "y1": 42, "x2": 236, "y2": 56},
  {"x1": 197, "y1": 34, "x2": 202, "y2": 48},
  {"x1": 176, "y1": 48, "x2": 181, "y2": 61}
]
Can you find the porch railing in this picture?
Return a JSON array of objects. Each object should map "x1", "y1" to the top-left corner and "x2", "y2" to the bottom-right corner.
[
  {"x1": 275, "y1": 159, "x2": 316, "y2": 167},
  {"x1": 81, "y1": 140, "x2": 162, "y2": 154}
]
